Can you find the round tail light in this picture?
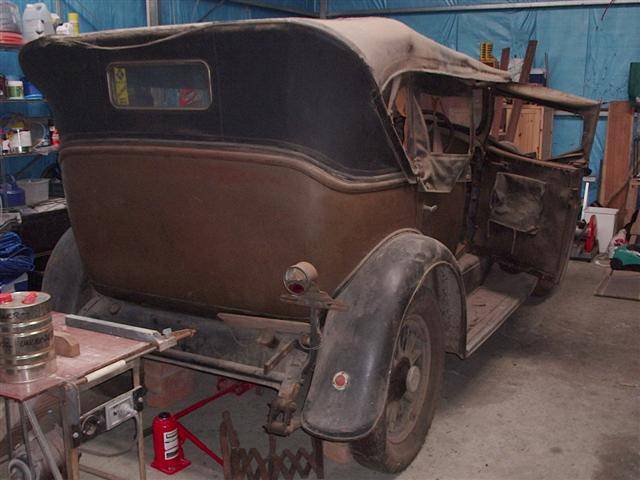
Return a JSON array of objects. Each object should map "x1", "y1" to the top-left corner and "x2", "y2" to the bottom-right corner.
[{"x1": 283, "y1": 262, "x2": 318, "y2": 295}]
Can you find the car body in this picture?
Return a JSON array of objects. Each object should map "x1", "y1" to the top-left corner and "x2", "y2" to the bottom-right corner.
[{"x1": 21, "y1": 17, "x2": 599, "y2": 473}]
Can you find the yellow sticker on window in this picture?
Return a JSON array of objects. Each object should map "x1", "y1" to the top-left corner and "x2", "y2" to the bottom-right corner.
[{"x1": 113, "y1": 67, "x2": 129, "y2": 106}]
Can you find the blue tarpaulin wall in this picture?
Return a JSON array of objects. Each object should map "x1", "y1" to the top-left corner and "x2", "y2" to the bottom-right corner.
[{"x1": 2, "y1": 0, "x2": 638, "y2": 201}]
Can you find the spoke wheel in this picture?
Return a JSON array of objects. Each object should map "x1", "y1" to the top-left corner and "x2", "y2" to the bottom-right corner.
[
  {"x1": 350, "y1": 291, "x2": 444, "y2": 474},
  {"x1": 386, "y1": 314, "x2": 431, "y2": 444}
]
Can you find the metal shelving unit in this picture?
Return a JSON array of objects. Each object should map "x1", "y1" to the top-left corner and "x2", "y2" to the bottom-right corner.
[
  {"x1": 1, "y1": 146, "x2": 59, "y2": 159},
  {"x1": 0, "y1": 98, "x2": 47, "y2": 103}
]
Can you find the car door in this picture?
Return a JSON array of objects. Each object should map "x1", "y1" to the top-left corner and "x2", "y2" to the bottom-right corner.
[{"x1": 471, "y1": 85, "x2": 599, "y2": 290}]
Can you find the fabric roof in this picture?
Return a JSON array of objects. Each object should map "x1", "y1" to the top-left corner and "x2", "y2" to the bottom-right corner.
[{"x1": 294, "y1": 17, "x2": 512, "y2": 89}]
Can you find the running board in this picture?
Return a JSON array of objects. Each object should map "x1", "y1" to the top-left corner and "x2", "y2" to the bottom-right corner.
[{"x1": 465, "y1": 265, "x2": 537, "y2": 356}]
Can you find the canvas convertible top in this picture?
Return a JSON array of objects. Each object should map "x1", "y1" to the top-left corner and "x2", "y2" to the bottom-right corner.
[
  {"x1": 294, "y1": 17, "x2": 512, "y2": 88},
  {"x1": 21, "y1": 17, "x2": 599, "y2": 176}
]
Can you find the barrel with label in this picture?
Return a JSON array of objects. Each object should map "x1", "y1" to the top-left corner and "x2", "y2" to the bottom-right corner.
[{"x1": 0, "y1": 292, "x2": 57, "y2": 383}]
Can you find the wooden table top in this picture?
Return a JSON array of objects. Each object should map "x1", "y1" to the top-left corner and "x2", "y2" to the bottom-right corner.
[{"x1": 0, "y1": 312, "x2": 152, "y2": 401}]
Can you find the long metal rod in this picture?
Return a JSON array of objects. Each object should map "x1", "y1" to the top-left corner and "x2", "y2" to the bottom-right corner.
[
  {"x1": 230, "y1": 0, "x2": 319, "y2": 17},
  {"x1": 23, "y1": 402, "x2": 64, "y2": 480},
  {"x1": 133, "y1": 361, "x2": 147, "y2": 480},
  {"x1": 18, "y1": 404, "x2": 34, "y2": 477},
  {"x1": 146, "y1": 353, "x2": 281, "y2": 389},
  {"x1": 327, "y1": 0, "x2": 640, "y2": 17},
  {"x1": 146, "y1": 0, "x2": 159, "y2": 26},
  {"x1": 156, "y1": 349, "x2": 285, "y2": 383},
  {"x1": 319, "y1": 0, "x2": 329, "y2": 19},
  {"x1": 4, "y1": 399, "x2": 12, "y2": 461}
]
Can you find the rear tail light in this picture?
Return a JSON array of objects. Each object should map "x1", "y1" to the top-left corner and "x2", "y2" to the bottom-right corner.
[{"x1": 283, "y1": 262, "x2": 318, "y2": 295}]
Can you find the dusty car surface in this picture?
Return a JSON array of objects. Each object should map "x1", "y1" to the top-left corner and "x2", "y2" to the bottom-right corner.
[{"x1": 20, "y1": 17, "x2": 599, "y2": 473}]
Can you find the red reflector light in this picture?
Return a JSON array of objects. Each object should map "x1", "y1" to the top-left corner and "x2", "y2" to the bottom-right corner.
[{"x1": 288, "y1": 283, "x2": 305, "y2": 294}]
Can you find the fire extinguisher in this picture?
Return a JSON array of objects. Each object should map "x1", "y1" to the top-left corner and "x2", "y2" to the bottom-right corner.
[{"x1": 151, "y1": 412, "x2": 191, "y2": 475}]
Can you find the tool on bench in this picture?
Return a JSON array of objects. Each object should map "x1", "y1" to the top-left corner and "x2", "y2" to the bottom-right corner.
[{"x1": 64, "y1": 314, "x2": 195, "y2": 352}]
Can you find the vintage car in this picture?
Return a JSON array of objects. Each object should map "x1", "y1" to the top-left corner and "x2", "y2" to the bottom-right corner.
[{"x1": 21, "y1": 17, "x2": 598, "y2": 473}]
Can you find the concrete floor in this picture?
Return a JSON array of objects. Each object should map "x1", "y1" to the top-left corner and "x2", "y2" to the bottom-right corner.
[{"x1": 83, "y1": 261, "x2": 639, "y2": 480}]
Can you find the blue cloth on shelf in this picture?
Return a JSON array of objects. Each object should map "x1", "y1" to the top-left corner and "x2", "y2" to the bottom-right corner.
[{"x1": 0, "y1": 231, "x2": 34, "y2": 286}]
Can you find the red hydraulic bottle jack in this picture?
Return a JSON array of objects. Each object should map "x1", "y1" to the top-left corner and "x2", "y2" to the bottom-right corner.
[
  {"x1": 150, "y1": 412, "x2": 191, "y2": 475},
  {"x1": 151, "y1": 378, "x2": 254, "y2": 474}
]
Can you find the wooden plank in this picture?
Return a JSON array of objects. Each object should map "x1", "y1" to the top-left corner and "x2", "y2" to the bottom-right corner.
[
  {"x1": 541, "y1": 105, "x2": 554, "y2": 159},
  {"x1": 625, "y1": 178, "x2": 640, "y2": 227},
  {"x1": 599, "y1": 100, "x2": 634, "y2": 216},
  {"x1": 490, "y1": 47, "x2": 510, "y2": 138},
  {"x1": 505, "y1": 40, "x2": 538, "y2": 142}
]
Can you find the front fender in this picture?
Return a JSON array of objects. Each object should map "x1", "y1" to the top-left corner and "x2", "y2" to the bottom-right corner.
[{"x1": 301, "y1": 231, "x2": 465, "y2": 441}]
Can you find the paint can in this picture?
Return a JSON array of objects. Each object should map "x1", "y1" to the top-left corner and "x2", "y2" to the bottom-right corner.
[
  {"x1": 7, "y1": 78, "x2": 23, "y2": 99},
  {"x1": 0, "y1": 291, "x2": 56, "y2": 383}
]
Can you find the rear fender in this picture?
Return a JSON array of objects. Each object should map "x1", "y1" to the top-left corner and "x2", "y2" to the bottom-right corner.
[
  {"x1": 42, "y1": 228, "x2": 93, "y2": 314},
  {"x1": 301, "y1": 231, "x2": 466, "y2": 441}
]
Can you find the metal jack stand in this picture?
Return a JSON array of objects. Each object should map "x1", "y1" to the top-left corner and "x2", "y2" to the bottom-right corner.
[
  {"x1": 220, "y1": 411, "x2": 324, "y2": 480},
  {"x1": 167, "y1": 378, "x2": 254, "y2": 467}
]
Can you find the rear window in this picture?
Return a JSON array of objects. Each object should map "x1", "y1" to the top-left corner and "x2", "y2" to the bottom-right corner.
[{"x1": 107, "y1": 61, "x2": 212, "y2": 110}]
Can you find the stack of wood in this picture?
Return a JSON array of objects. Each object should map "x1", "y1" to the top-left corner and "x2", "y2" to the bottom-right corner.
[
  {"x1": 491, "y1": 41, "x2": 553, "y2": 161},
  {"x1": 599, "y1": 100, "x2": 638, "y2": 228}
]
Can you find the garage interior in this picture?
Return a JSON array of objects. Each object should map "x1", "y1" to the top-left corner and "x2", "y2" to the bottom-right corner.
[{"x1": 0, "y1": 1, "x2": 639, "y2": 480}]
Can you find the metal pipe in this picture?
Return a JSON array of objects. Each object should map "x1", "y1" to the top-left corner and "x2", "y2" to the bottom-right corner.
[
  {"x1": 147, "y1": 351, "x2": 282, "y2": 389},
  {"x1": 230, "y1": 0, "x2": 319, "y2": 17},
  {"x1": 5, "y1": 399, "x2": 12, "y2": 460},
  {"x1": 146, "y1": 0, "x2": 159, "y2": 26},
  {"x1": 319, "y1": 0, "x2": 328, "y2": 19},
  {"x1": 18, "y1": 404, "x2": 34, "y2": 478},
  {"x1": 23, "y1": 403, "x2": 64, "y2": 480},
  {"x1": 327, "y1": 0, "x2": 640, "y2": 18}
]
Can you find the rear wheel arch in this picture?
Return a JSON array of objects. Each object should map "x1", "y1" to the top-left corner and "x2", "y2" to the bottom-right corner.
[
  {"x1": 415, "y1": 260, "x2": 467, "y2": 357},
  {"x1": 301, "y1": 231, "x2": 466, "y2": 442},
  {"x1": 351, "y1": 281, "x2": 445, "y2": 473},
  {"x1": 42, "y1": 228, "x2": 92, "y2": 314}
]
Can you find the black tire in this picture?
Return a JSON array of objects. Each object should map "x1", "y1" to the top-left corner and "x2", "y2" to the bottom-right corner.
[
  {"x1": 532, "y1": 276, "x2": 558, "y2": 297},
  {"x1": 350, "y1": 291, "x2": 444, "y2": 473},
  {"x1": 610, "y1": 258, "x2": 623, "y2": 270},
  {"x1": 42, "y1": 228, "x2": 92, "y2": 314}
]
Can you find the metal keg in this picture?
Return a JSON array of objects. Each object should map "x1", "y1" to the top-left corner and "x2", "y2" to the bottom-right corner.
[{"x1": 0, "y1": 291, "x2": 56, "y2": 383}]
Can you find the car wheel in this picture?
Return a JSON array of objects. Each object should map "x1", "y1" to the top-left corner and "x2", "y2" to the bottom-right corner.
[
  {"x1": 610, "y1": 258, "x2": 623, "y2": 270},
  {"x1": 350, "y1": 293, "x2": 444, "y2": 473}
]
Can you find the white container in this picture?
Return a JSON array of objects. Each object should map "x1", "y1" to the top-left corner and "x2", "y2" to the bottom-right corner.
[
  {"x1": 582, "y1": 206, "x2": 618, "y2": 254},
  {"x1": 22, "y1": 3, "x2": 54, "y2": 43},
  {"x1": 17, "y1": 178, "x2": 49, "y2": 206},
  {"x1": 8, "y1": 129, "x2": 31, "y2": 153},
  {"x1": 7, "y1": 79, "x2": 24, "y2": 99}
]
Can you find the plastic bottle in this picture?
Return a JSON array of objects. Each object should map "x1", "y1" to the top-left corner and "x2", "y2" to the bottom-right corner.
[
  {"x1": 67, "y1": 12, "x2": 79, "y2": 34},
  {"x1": 22, "y1": 3, "x2": 54, "y2": 42}
]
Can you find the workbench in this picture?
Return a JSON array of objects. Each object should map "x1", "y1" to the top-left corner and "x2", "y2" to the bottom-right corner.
[{"x1": 1, "y1": 312, "x2": 155, "y2": 480}]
